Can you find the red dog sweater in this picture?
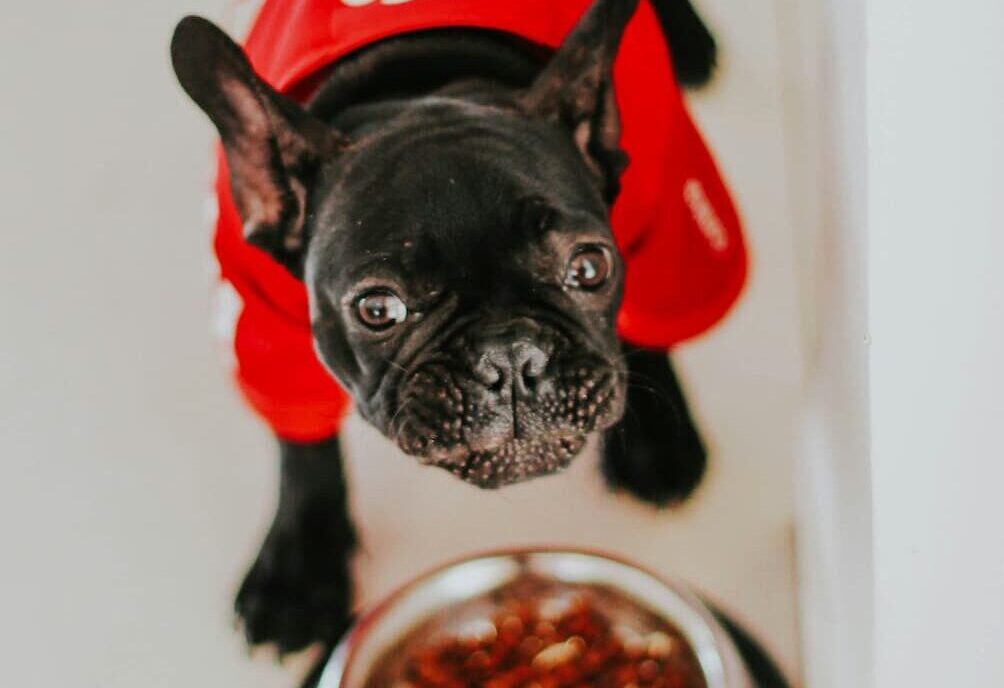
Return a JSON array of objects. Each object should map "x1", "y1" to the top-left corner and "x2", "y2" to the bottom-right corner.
[{"x1": 211, "y1": 0, "x2": 748, "y2": 441}]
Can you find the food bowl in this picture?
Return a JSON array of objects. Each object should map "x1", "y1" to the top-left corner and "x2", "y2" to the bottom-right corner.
[{"x1": 317, "y1": 549, "x2": 754, "y2": 688}]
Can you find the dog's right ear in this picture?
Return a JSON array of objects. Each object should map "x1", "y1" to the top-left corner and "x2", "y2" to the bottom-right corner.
[
  {"x1": 171, "y1": 16, "x2": 346, "y2": 275},
  {"x1": 521, "y1": 0, "x2": 641, "y2": 205}
]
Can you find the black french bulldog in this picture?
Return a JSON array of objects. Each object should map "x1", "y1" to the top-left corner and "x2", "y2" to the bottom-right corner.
[{"x1": 171, "y1": 0, "x2": 716, "y2": 666}]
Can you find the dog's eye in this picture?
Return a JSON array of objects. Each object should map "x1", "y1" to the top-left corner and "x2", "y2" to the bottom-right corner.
[
  {"x1": 565, "y1": 246, "x2": 612, "y2": 290},
  {"x1": 356, "y1": 290, "x2": 408, "y2": 330}
]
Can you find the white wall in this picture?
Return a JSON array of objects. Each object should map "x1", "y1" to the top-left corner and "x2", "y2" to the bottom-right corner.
[
  {"x1": 0, "y1": 2, "x2": 289, "y2": 686},
  {"x1": 794, "y1": 0, "x2": 875, "y2": 686},
  {"x1": 0, "y1": 1, "x2": 810, "y2": 686},
  {"x1": 869, "y1": 1, "x2": 1004, "y2": 685},
  {"x1": 799, "y1": 1, "x2": 1004, "y2": 685}
]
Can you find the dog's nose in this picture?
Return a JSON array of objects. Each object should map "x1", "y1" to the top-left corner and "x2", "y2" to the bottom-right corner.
[{"x1": 473, "y1": 341, "x2": 549, "y2": 398}]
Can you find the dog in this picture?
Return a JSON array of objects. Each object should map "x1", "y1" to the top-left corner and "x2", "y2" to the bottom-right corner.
[{"x1": 170, "y1": 0, "x2": 744, "y2": 668}]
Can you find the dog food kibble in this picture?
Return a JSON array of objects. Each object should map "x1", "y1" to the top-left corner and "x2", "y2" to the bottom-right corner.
[{"x1": 363, "y1": 578, "x2": 707, "y2": 688}]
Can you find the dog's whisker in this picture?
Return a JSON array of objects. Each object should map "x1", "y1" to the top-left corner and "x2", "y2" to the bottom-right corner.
[
  {"x1": 381, "y1": 356, "x2": 409, "y2": 376},
  {"x1": 387, "y1": 397, "x2": 420, "y2": 437}
]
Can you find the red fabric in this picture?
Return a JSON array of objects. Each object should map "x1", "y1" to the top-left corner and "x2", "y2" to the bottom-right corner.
[{"x1": 212, "y1": 0, "x2": 747, "y2": 441}]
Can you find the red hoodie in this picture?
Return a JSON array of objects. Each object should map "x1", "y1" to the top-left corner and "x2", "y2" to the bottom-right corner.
[{"x1": 211, "y1": 0, "x2": 748, "y2": 442}]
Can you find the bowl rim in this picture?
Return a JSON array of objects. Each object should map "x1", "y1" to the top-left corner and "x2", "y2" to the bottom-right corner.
[{"x1": 317, "y1": 546, "x2": 753, "y2": 688}]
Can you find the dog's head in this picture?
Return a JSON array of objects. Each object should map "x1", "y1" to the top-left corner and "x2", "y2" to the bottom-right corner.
[{"x1": 172, "y1": 0, "x2": 640, "y2": 487}]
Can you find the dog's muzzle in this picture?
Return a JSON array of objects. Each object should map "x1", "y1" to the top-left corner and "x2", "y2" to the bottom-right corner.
[{"x1": 392, "y1": 323, "x2": 625, "y2": 488}]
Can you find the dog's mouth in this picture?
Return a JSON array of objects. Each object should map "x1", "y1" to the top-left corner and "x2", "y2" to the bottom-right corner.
[
  {"x1": 391, "y1": 341, "x2": 625, "y2": 487},
  {"x1": 425, "y1": 434, "x2": 589, "y2": 488}
]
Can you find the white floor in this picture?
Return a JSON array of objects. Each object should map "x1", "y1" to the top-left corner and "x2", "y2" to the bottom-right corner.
[{"x1": 0, "y1": 1, "x2": 810, "y2": 686}]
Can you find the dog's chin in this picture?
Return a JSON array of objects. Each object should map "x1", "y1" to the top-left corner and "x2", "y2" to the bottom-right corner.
[{"x1": 424, "y1": 434, "x2": 589, "y2": 489}]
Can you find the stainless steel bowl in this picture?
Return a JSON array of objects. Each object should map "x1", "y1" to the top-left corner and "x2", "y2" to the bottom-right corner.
[{"x1": 317, "y1": 549, "x2": 754, "y2": 688}]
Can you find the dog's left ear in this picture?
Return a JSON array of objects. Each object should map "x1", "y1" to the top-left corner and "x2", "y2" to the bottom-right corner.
[
  {"x1": 171, "y1": 16, "x2": 347, "y2": 275},
  {"x1": 521, "y1": 0, "x2": 641, "y2": 203}
]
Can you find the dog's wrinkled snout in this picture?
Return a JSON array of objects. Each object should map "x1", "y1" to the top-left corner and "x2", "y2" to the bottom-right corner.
[
  {"x1": 393, "y1": 316, "x2": 625, "y2": 488},
  {"x1": 473, "y1": 340, "x2": 549, "y2": 398}
]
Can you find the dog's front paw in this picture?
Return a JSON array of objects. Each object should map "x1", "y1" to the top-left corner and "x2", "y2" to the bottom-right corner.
[
  {"x1": 235, "y1": 516, "x2": 355, "y2": 654},
  {"x1": 601, "y1": 414, "x2": 707, "y2": 507}
]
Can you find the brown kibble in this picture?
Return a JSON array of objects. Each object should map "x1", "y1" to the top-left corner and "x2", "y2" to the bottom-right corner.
[
  {"x1": 639, "y1": 659, "x2": 661, "y2": 681},
  {"x1": 365, "y1": 583, "x2": 706, "y2": 688},
  {"x1": 500, "y1": 614, "x2": 524, "y2": 639},
  {"x1": 518, "y1": 635, "x2": 544, "y2": 657},
  {"x1": 647, "y1": 631, "x2": 676, "y2": 658},
  {"x1": 614, "y1": 664, "x2": 641, "y2": 685},
  {"x1": 624, "y1": 635, "x2": 648, "y2": 659},
  {"x1": 465, "y1": 649, "x2": 491, "y2": 671},
  {"x1": 534, "y1": 621, "x2": 556, "y2": 638},
  {"x1": 458, "y1": 618, "x2": 498, "y2": 644},
  {"x1": 532, "y1": 640, "x2": 581, "y2": 669}
]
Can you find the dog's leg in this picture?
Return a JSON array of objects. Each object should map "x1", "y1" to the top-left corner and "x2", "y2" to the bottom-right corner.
[
  {"x1": 649, "y1": 0, "x2": 718, "y2": 88},
  {"x1": 235, "y1": 436, "x2": 356, "y2": 654},
  {"x1": 602, "y1": 344, "x2": 707, "y2": 506}
]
